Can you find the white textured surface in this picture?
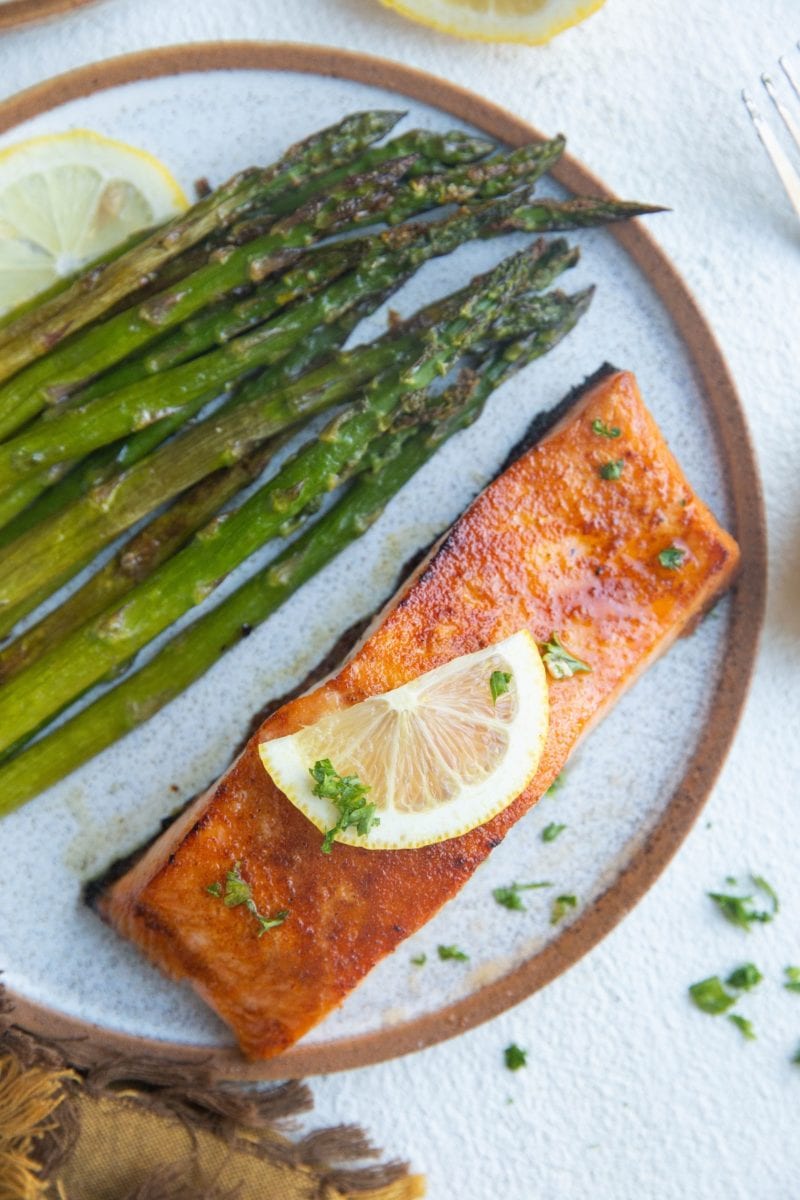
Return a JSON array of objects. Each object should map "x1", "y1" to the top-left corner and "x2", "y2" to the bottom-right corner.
[{"x1": 0, "y1": 3, "x2": 798, "y2": 1198}]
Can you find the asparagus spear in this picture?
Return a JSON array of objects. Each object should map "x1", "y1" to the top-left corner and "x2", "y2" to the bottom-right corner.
[
  {"x1": 0, "y1": 436, "x2": 288, "y2": 684},
  {"x1": 0, "y1": 295, "x2": 396, "y2": 630},
  {"x1": 2, "y1": 300, "x2": 500, "y2": 681},
  {"x1": 0, "y1": 238, "x2": 385, "y2": 540},
  {"x1": 145, "y1": 175, "x2": 622, "y2": 382},
  {"x1": 0, "y1": 276, "x2": 416, "y2": 678},
  {"x1": 0, "y1": 294, "x2": 591, "y2": 815},
  {"x1": 267, "y1": 127, "x2": 496, "y2": 214},
  {"x1": 0, "y1": 245, "x2": 555, "y2": 754},
  {"x1": 0, "y1": 110, "x2": 405, "y2": 382},
  {"x1": 0, "y1": 237, "x2": 578, "y2": 627},
  {"x1": 0, "y1": 191, "x2": 658, "y2": 532},
  {"x1": 0, "y1": 139, "x2": 567, "y2": 441},
  {"x1": 502, "y1": 195, "x2": 666, "y2": 233},
  {"x1": 0, "y1": 156, "x2": 414, "y2": 440},
  {"x1": 0, "y1": 180, "x2": 618, "y2": 493},
  {"x1": 0, "y1": 245, "x2": 372, "y2": 531},
  {"x1": 0, "y1": 187, "x2": 536, "y2": 491}
]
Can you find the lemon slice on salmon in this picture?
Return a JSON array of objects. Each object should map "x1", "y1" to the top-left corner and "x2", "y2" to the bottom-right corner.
[
  {"x1": 259, "y1": 630, "x2": 549, "y2": 850},
  {"x1": 378, "y1": 0, "x2": 605, "y2": 44},
  {"x1": 0, "y1": 129, "x2": 187, "y2": 315}
]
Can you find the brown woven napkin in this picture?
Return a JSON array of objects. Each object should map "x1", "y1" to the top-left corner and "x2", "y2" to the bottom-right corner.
[{"x1": 0, "y1": 983, "x2": 425, "y2": 1200}]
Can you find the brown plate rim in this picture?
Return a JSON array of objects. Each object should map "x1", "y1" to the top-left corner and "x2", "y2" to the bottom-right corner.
[
  {"x1": 0, "y1": 41, "x2": 767, "y2": 1080},
  {"x1": 0, "y1": 0, "x2": 98, "y2": 34}
]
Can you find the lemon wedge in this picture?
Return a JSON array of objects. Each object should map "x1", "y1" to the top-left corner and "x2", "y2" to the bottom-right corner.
[
  {"x1": 259, "y1": 630, "x2": 549, "y2": 850},
  {"x1": 0, "y1": 129, "x2": 187, "y2": 315},
  {"x1": 378, "y1": 0, "x2": 605, "y2": 43}
]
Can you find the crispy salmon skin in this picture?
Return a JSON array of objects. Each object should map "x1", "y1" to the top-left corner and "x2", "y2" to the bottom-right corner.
[{"x1": 100, "y1": 370, "x2": 739, "y2": 1059}]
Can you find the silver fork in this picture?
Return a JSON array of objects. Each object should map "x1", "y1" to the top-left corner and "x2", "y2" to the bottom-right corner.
[{"x1": 742, "y1": 45, "x2": 800, "y2": 221}]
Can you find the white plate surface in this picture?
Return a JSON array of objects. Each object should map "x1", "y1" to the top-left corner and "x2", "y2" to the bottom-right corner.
[{"x1": 0, "y1": 66, "x2": 732, "y2": 1052}]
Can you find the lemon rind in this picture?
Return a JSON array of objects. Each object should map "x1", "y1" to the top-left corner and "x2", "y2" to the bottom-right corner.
[{"x1": 378, "y1": 0, "x2": 605, "y2": 45}]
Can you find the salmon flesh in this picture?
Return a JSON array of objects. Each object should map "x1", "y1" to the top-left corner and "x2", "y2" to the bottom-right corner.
[{"x1": 99, "y1": 369, "x2": 740, "y2": 1059}]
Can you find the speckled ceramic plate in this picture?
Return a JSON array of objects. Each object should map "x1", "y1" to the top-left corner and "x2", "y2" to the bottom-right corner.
[
  {"x1": 0, "y1": 44, "x2": 766, "y2": 1079},
  {"x1": 0, "y1": 0, "x2": 99, "y2": 34}
]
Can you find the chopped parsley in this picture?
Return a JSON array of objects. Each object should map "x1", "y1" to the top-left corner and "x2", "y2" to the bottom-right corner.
[
  {"x1": 493, "y1": 881, "x2": 553, "y2": 911},
  {"x1": 708, "y1": 875, "x2": 779, "y2": 931},
  {"x1": 599, "y1": 459, "x2": 625, "y2": 480},
  {"x1": 490, "y1": 669, "x2": 512, "y2": 704},
  {"x1": 438, "y1": 944, "x2": 469, "y2": 962},
  {"x1": 546, "y1": 772, "x2": 565, "y2": 796},
  {"x1": 310, "y1": 758, "x2": 379, "y2": 854},
  {"x1": 728, "y1": 1013, "x2": 756, "y2": 1041},
  {"x1": 540, "y1": 633, "x2": 591, "y2": 681},
  {"x1": 726, "y1": 963, "x2": 763, "y2": 991},
  {"x1": 658, "y1": 545, "x2": 686, "y2": 570},
  {"x1": 541, "y1": 822, "x2": 566, "y2": 843},
  {"x1": 205, "y1": 862, "x2": 289, "y2": 937},
  {"x1": 753, "y1": 875, "x2": 780, "y2": 911},
  {"x1": 591, "y1": 419, "x2": 621, "y2": 439},
  {"x1": 793, "y1": 1044, "x2": 800, "y2": 1066},
  {"x1": 411, "y1": 953, "x2": 427, "y2": 967},
  {"x1": 784, "y1": 967, "x2": 800, "y2": 994},
  {"x1": 688, "y1": 976, "x2": 736, "y2": 1015},
  {"x1": 550, "y1": 894, "x2": 578, "y2": 926},
  {"x1": 504, "y1": 1043, "x2": 528, "y2": 1071}
]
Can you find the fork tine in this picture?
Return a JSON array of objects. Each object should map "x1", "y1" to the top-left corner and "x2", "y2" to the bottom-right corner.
[
  {"x1": 779, "y1": 54, "x2": 800, "y2": 103},
  {"x1": 761, "y1": 73, "x2": 800, "y2": 154},
  {"x1": 742, "y1": 89, "x2": 800, "y2": 220}
]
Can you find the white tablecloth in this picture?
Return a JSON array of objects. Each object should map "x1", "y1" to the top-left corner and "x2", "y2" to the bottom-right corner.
[{"x1": 1, "y1": 3, "x2": 798, "y2": 1196}]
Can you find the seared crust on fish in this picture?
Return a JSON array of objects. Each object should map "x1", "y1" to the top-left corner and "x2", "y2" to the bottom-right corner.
[{"x1": 99, "y1": 370, "x2": 740, "y2": 1059}]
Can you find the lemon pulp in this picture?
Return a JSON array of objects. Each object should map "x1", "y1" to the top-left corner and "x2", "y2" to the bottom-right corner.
[{"x1": 0, "y1": 129, "x2": 187, "y2": 314}]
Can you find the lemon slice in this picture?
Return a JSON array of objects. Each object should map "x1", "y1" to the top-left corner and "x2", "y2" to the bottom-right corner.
[
  {"x1": 378, "y1": 0, "x2": 605, "y2": 43},
  {"x1": 0, "y1": 129, "x2": 187, "y2": 315},
  {"x1": 260, "y1": 630, "x2": 549, "y2": 850}
]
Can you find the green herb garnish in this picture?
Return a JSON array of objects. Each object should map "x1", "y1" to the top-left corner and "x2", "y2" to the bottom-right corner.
[
  {"x1": 504, "y1": 1043, "x2": 528, "y2": 1071},
  {"x1": 540, "y1": 633, "x2": 591, "y2": 681},
  {"x1": 726, "y1": 963, "x2": 763, "y2": 991},
  {"x1": 688, "y1": 976, "x2": 737, "y2": 1015},
  {"x1": 411, "y1": 953, "x2": 427, "y2": 967},
  {"x1": 708, "y1": 875, "x2": 779, "y2": 931},
  {"x1": 792, "y1": 1044, "x2": 800, "y2": 1065},
  {"x1": 728, "y1": 1013, "x2": 756, "y2": 1041},
  {"x1": 310, "y1": 758, "x2": 379, "y2": 854},
  {"x1": 490, "y1": 669, "x2": 512, "y2": 704},
  {"x1": 438, "y1": 944, "x2": 469, "y2": 962},
  {"x1": 658, "y1": 545, "x2": 686, "y2": 570},
  {"x1": 592, "y1": 419, "x2": 621, "y2": 439},
  {"x1": 221, "y1": 868, "x2": 251, "y2": 908},
  {"x1": 255, "y1": 912, "x2": 291, "y2": 934},
  {"x1": 599, "y1": 459, "x2": 625, "y2": 480},
  {"x1": 541, "y1": 822, "x2": 566, "y2": 843},
  {"x1": 493, "y1": 881, "x2": 553, "y2": 911},
  {"x1": 545, "y1": 772, "x2": 565, "y2": 796},
  {"x1": 550, "y1": 894, "x2": 578, "y2": 925},
  {"x1": 784, "y1": 967, "x2": 800, "y2": 993},
  {"x1": 752, "y1": 875, "x2": 780, "y2": 912},
  {"x1": 206, "y1": 862, "x2": 289, "y2": 937}
]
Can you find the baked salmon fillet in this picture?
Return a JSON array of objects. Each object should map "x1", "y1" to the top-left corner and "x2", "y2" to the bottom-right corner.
[{"x1": 99, "y1": 368, "x2": 739, "y2": 1059}]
